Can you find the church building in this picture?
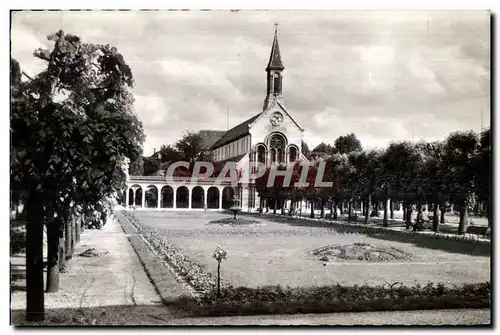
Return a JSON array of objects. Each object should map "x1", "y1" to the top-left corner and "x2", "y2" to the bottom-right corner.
[
  {"x1": 126, "y1": 28, "x2": 308, "y2": 211},
  {"x1": 209, "y1": 28, "x2": 307, "y2": 210}
]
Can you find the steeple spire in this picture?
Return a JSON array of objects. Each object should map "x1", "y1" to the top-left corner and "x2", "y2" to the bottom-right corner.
[
  {"x1": 263, "y1": 25, "x2": 285, "y2": 111},
  {"x1": 266, "y1": 23, "x2": 284, "y2": 71}
]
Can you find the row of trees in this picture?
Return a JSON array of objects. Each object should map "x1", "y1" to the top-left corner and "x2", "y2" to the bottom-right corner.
[
  {"x1": 255, "y1": 130, "x2": 491, "y2": 234},
  {"x1": 11, "y1": 31, "x2": 145, "y2": 321}
]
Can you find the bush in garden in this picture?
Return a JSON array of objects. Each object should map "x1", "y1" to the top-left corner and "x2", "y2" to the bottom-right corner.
[{"x1": 10, "y1": 230, "x2": 26, "y2": 254}]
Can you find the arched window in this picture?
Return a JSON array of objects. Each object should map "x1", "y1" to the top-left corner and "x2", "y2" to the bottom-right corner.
[
  {"x1": 289, "y1": 146, "x2": 298, "y2": 162},
  {"x1": 257, "y1": 145, "x2": 266, "y2": 164},
  {"x1": 268, "y1": 133, "x2": 286, "y2": 164}
]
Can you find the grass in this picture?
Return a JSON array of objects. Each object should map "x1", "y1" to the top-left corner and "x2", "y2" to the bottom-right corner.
[{"x1": 133, "y1": 211, "x2": 490, "y2": 289}]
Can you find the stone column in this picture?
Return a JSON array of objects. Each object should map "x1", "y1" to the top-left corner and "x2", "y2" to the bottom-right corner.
[
  {"x1": 203, "y1": 187, "x2": 208, "y2": 209},
  {"x1": 173, "y1": 187, "x2": 177, "y2": 209},
  {"x1": 241, "y1": 184, "x2": 250, "y2": 212},
  {"x1": 157, "y1": 185, "x2": 161, "y2": 209},
  {"x1": 131, "y1": 187, "x2": 138, "y2": 206},
  {"x1": 188, "y1": 187, "x2": 192, "y2": 209},
  {"x1": 141, "y1": 186, "x2": 146, "y2": 208},
  {"x1": 125, "y1": 188, "x2": 129, "y2": 208},
  {"x1": 219, "y1": 187, "x2": 223, "y2": 210}
]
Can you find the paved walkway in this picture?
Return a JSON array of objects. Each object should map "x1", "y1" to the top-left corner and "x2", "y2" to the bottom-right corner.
[
  {"x1": 163, "y1": 309, "x2": 491, "y2": 326},
  {"x1": 10, "y1": 216, "x2": 161, "y2": 311}
]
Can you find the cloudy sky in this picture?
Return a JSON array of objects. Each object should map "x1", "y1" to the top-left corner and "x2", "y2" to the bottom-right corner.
[{"x1": 11, "y1": 10, "x2": 490, "y2": 155}]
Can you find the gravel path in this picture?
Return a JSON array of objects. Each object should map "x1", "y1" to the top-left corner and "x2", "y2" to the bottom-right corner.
[
  {"x1": 152, "y1": 308, "x2": 491, "y2": 325},
  {"x1": 10, "y1": 216, "x2": 161, "y2": 312}
]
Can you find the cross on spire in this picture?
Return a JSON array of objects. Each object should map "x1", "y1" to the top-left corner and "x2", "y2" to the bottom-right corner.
[{"x1": 274, "y1": 22, "x2": 279, "y2": 34}]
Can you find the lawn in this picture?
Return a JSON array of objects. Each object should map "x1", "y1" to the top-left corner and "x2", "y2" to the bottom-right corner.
[{"x1": 134, "y1": 211, "x2": 490, "y2": 289}]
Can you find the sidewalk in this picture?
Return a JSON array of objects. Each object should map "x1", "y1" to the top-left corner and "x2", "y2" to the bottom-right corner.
[{"x1": 10, "y1": 216, "x2": 161, "y2": 311}]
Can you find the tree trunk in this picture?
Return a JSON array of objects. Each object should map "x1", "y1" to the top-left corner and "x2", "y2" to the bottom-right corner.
[
  {"x1": 458, "y1": 204, "x2": 468, "y2": 235},
  {"x1": 273, "y1": 199, "x2": 277, "y2": 215},
  {"x1": 390, "y1": 198, "x2": 394, "y2": 219},
  {"x1": 487, "y1": 199, "x2": 491, "y2": 228},
  {"x1": 402, "y1": 202, "x2": 407, "y2": 222},
  {"x1": 310, "y1": 201, "x2": 315, "y2": 218},
  {"x1": 320, "y1": 199, "x2": 325, "y2": 218},
  {"x1": 71, "y1": 218, "x2": 76, "y2": 253},
  {"x1": 415, "y1": 203, "x2": 423, "y2": 231},
  {"x1": 75, "y1": 217, "x2": 81, "y2": 244},
  {"x1": 217, "y1": 261, "x2": 221, "y2": 298},
  {"x1": 45, "y1": 220, "x2": 60, "y2": 293},
  {"x1": 280, "y1": 197, "x2": 285, "y2": 215},
  {"x1": 333, "y1": 201, "x2": 338, "y2": 220},
  {"x1": 58, "y1": 235, "x2": 65, "y2": 271},
  {"x1": 25, "y1": 193, "x2": 45, "y2": 321},
  {"x1": 348, "y1": 201, "x2": 352, "y2": 217},
  {"x1": 364, "y1": 196, "x2": 371, "y2": 224},
  {"x1": 383, "y1": 198, "x2": 388, "y2": 227},
  {"x1": 266, "y1": 199, "x2": 269, "y2": 213},
  {"x1": 405, "y1": 205, "x2": 413, "y2": 229},
  {"x1": 64, "y1": 218, "x2": 71, "y2": 259},
  {"x1": 432, "y1": 202, "x2": 439, "y2": 232},
  {"x1": 339, "y1": 201, "x2": 344, "y2": 215},
  {"x1": 440, "y1": 203, "x2": 446, "y2": 224}
]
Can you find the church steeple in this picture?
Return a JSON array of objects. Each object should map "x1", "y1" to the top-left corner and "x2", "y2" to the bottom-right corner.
[
  {"x1": 263, "y1": 24, "x2": 285, "y2": 111},
  {"x1": 266, "y1": 24, "x2": 284, "y2": 71}
]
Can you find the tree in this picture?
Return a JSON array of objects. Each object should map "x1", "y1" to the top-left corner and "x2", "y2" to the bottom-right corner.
[
  {"x1": 158, "y1": 144, "x2": 182, "y2": 163},
  {"x1": 11, "y1": 31, "x2": 144, "y2": 320},
  {"x1": 175, "y1": 131, "x2": 206, "y2": 162},
  {"x1": 334, "y1": 133, "x2": 363, "y2": 154},
  {"x1": 312, "y1": 142, "x2": 336, "y2": 155},
  {"x1": 129, "y1": 156, "x2": 144, "y2": 175},
  {"x1": 143, "y1": 156, "x2": 160, "y2": 175},
  {"x1": 382, "y1": 141, "x2": 422, "y2": 229},
  {"x1": 419, "y1": 141, "x2": 446, "y2": 232},
  {"x1": 474, "y1": 128, "x2": 491, "y2": 227},
  {"x1": 443, "y1": 131, "x2": 479, "y2": 234},
  {"x1": 353, "y1": 150, "x2": 383, "y2": 224}
]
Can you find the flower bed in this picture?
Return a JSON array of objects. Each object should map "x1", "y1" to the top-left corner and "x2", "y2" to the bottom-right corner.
[
  {"x1": 169, "y1": 282, "x2": 490, "y2": 317},
  {"x1": 121, "y1": 211, "x2": 229, "y2": 294},
  {"x1": 207, "y1": 217, "x2": 261, "y2": 225}
]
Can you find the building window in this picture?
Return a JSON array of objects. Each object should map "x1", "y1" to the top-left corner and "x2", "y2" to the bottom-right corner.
[
  {"x1": 268, "y1": 133, "x2": 286, "y2": 164},
  {"x1": 257, "y1": 145, "x2": 266, "y2": 164},
  {"x1": 289, "y1": 146, "x2": 298, "y2": 162}
]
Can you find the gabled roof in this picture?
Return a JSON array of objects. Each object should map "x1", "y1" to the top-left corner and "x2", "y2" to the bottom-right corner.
[
  {"x1": 266, "y1": 31, "x2": 284, "y2": 71},
  {"x1": 210, "y1": 112, "x2": 262, "y2": 149},
  {"x1": 250, "y1": 100, "x2": 305, "y2": 132}
]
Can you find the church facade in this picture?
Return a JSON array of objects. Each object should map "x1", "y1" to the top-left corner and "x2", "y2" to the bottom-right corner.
[
  {"x1": 125, "y1": 29, "x2": 307, "y2": 211},
  {"x1": 209, "y1": 29, "x2": 306, "y2": 210}
]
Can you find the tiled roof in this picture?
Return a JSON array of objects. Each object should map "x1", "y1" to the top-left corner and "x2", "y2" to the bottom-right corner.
[{"x1": 210, "y1": 113, "x2": 262, "y2": 149}]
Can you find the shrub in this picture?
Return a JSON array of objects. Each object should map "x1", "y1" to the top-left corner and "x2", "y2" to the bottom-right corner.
[{"x1": 10, "y1": 229, "x2": 26, "y2": 254}]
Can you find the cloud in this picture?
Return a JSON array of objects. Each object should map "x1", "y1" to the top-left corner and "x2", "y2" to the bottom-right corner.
[{"x1": 10, "y1": 10, "x2": 491, "y2": 156}]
